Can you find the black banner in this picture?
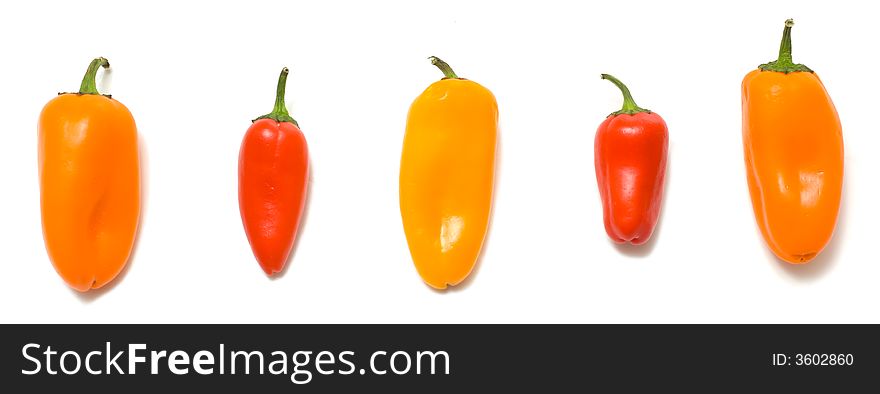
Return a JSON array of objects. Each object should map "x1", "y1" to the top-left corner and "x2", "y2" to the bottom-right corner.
[{"x1": 1, "y1": 324, "x2": 876, "y2": 390}]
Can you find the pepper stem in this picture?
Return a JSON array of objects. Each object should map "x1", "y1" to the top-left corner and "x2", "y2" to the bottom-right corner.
[
  {"x1": 777, "y1": 19, "x2": 795, "y2": 64},
  {"x1": 78, "y1": 57, "x2": 109, "y2": 95},
  {"x1": 254, "y1": 67, "x2": 298, "y2": 125},
  {"x1": 428, "y1": 56, "x2": 459, "y2": 79},
  {"x1": 758, "y1": 19, "x2": 813, "y2": 73},
  {"x1": 601, "y1": 74, "x2": 650, "y2": 116}
]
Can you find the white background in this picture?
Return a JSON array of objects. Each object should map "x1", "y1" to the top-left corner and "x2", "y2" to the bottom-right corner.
[{"x1": 1, "y1": 0, "x2": 877, "y2": 323}]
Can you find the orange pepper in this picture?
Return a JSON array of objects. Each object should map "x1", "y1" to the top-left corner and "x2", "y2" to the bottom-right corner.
[
  {"x1": 399, "y1": 57, "x2": 498, "y2": 289},
  {"x1": 39, "y1": 58, "x2": 141, "y2": 291},
  {"x1": 742, "y1": 20, "x2": 843, "y2": 264}
]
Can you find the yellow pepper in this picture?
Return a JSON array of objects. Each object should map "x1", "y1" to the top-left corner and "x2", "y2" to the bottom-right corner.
[{"x1": 399, "y1": 56, "x2": 498, "y2": 289}]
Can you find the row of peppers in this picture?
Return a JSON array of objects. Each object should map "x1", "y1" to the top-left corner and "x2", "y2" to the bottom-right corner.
[{"x1": 39, "y1": 19, "x2": 843, "y2": 292}]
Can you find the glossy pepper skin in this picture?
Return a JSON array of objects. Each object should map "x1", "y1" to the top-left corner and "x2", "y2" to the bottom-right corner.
[
  {"x1": 39, "y1": 58, "x2": 141, "y2": 292},
  {"x1": 594, "y1": 74, "x2": 668, "y2": 245},
  {"x1": 239, "y1": 68, "x2": 309, "y2": 275},
  {"x1": 742, "y1": 19, "x2": 843, "y2": 264},
  {"x1": 400, "y1": 57, "x2": 498, "y2": 289}
]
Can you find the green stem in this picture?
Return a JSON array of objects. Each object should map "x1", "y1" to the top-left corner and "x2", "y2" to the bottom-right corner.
[
  {"x1": 777, "y1": 19, "x2": 795, "y2": 64},
  {"x1": 78, "y1": 57, "x2": 109, "y2": 95},
  {"x1": 254, "y1": 67, "x2": 298, "y2": 125},
  {"x1": 428, "y1": 56, "x2": 459, "y2": 79},
  {"x1": 758, "y1": 19, "x2": 813, "y2": 73},
  {"x1": 601, "y1": 74, "x2": 650, "y2": 116}
]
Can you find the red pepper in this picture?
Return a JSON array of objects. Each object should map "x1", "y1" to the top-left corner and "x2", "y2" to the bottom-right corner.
[
  {"x1": 239, "y1": 68, "x2": 309, "y2": 275},
  {"x1": 594, "y1": 74, "x2": 668, "y2": 245}
]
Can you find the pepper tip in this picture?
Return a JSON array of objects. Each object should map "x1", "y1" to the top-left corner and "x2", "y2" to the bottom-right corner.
[{"x1": 785, "y1": 18, "x2": 794, "y2": 27}]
